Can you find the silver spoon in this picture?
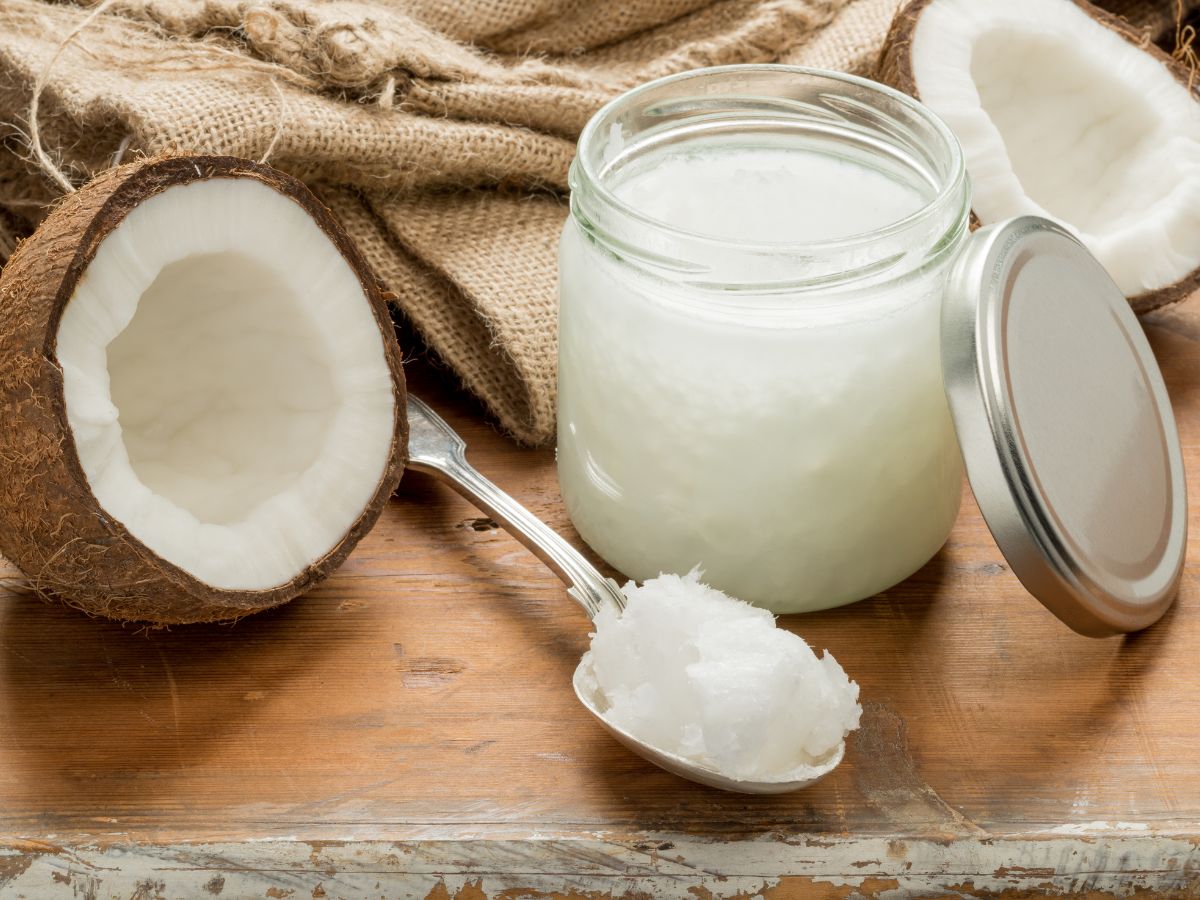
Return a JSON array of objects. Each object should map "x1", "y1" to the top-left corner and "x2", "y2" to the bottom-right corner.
[{"x1": 405, "y1": 396, "x2": 844, "y2": 794}]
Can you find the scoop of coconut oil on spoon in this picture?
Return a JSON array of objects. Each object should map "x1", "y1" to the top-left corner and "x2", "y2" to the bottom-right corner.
[{"x1": 405, "y1": 396, "x2": 856, "y2": 794}]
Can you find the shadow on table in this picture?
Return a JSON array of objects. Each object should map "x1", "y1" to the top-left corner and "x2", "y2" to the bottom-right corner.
[
  {"x1": 849, "y1": 545, "x2": 1184, "y2": 833},
  {"x1": 396, "y1": 466, "x2": 593, "y2": 667},
  {"x1": 0, "y1": 577, "x2": 359, "y2": 810}
]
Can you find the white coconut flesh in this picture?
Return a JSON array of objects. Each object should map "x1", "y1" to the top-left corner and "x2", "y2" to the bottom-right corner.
[
  {"x1": 909, "y1": 0, "x2": 1200, "y2": 296},
  {"x1": 55, "y1": 178, "x2": 397, "y2": 591}
]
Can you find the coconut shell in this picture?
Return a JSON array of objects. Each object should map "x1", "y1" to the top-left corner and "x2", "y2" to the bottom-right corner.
[
  {"x1": 0, "y1": 155, "x2": 409, "y2": 625},
  {"x1": 878, "y1": 0, "x2": 1200, "y2": 313}
]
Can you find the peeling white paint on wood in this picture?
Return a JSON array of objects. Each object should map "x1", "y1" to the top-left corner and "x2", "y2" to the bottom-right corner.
[
  {"x1": 1046, "y1": 821, "x2": 1153, "y2": 834},
  {"x1": 0, "y1": 832, "x2": 1195, "y2": 898}
]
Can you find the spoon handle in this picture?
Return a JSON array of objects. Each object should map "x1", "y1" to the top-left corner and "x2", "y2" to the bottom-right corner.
[{"x1": 404, "y1": 396, "x2": 626, "y2": 620}]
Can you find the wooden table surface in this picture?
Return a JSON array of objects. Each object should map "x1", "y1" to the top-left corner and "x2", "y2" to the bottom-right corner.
[{"x1": 2, "y1": 302, "x2": 1200, "y2": 899}]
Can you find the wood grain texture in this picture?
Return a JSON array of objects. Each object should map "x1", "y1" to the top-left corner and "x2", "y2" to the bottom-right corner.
[{"x1": 2, "y1": 303, "x2": 1200, "y2": 897}]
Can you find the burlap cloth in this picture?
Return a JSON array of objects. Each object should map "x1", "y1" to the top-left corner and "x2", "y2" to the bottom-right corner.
[{"x1": 0, "y1": 0, "x2": 1189, "y2": 444}]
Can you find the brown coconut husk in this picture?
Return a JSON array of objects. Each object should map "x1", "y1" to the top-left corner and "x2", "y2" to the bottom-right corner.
[
  {"x1": 878, "y1": 0, "x2": 1200, "y2": 314},
  {"x1": 0, "y1": 154, "x2": 409, "y2": 625}
]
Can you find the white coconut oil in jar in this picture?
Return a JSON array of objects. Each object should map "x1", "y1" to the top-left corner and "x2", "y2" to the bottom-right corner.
[{"x1": 557, "y1": 66, "x2": 971, "y2": 614}]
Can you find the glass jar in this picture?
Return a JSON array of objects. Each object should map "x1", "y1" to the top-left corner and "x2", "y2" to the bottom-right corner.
[{"x1": 557, "y1": 65, "x2": 970, "y2": 613}]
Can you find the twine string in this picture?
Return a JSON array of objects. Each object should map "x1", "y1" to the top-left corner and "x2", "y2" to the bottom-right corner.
[
  {"x1": 1175, "y1": 0, "x2": 1198, "y2": 91},
  {"x1": 259, "y1": 78, "x2": 286, "y2": 165},
  {"x1": 27, "y1": 0, "x2": 119, "y2": 193}
]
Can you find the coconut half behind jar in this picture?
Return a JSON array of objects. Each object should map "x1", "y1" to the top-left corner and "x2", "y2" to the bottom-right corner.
[
  {"x1": 0, "y1": 156, "x2": 408, "y2": 624},
  {"x1": 880, "y1": 0, "x2": 1200, "y2": 311}
]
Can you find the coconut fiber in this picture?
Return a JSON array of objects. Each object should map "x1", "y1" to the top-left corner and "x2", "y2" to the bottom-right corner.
[{"x1": 0, "y1": 0, "x2": 1191, "y2": 444}]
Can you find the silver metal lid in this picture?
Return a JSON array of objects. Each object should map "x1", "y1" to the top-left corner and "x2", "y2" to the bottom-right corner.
[{"x1": 942, "y1": 217, "x2": 1187, "y2": 637}]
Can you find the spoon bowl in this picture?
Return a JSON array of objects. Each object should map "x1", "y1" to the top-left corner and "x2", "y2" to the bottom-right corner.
[
  {"x1": 405, "y1": 395, "x2": 845, "y2": 794},
  {"x1": 573, "y1": 657, "x2": 845, "y2": 794}
]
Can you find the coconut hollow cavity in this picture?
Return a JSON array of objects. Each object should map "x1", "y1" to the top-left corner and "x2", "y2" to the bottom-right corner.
[
  {"x1": 880, "y1": 0, "x2": 1200, "y2": 311},
  {"x1": 0, "y1": 155, "x2": 408, "y2": 624}
]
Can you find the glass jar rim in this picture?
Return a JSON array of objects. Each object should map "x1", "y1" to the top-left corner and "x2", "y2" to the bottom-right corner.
[{"x1": 570, "y1": 64, "x2": 969, "y2": 285}]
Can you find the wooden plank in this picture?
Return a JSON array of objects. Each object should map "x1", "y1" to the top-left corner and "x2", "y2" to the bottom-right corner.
[{"x1": 1, "y1": 301, "x2": 1199, "y2": 895}]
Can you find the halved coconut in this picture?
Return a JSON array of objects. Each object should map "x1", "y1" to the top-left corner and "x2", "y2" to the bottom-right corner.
[
  {"x1": 880, "y1": 0, "x2": 1200, "y2": 311},
  {"x1": 0, "y1": 156, "x2": 407, "y2": 624}
]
